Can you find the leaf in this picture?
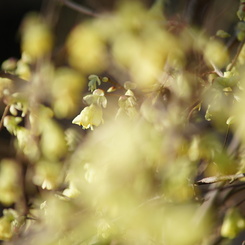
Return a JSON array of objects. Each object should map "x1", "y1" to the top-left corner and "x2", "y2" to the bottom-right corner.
[{"x1": 216, "y1": 30, "x2": 231, "y2": 38}]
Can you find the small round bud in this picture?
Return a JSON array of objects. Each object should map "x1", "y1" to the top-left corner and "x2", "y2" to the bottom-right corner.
[
  {"x1": 1, "y1": 58, "x2": 17, "y2": 71},
  {"x1": 107, "y1": 86, "x2": 116, "y2": 92},
  {"x1": 102, "y1": 77, "x2": 109, "y2": 82},
  {"x1": 216, "y1": 30, "x2": 230, "y2": 38}
]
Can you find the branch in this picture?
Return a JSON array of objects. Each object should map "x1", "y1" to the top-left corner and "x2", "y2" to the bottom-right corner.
[
  {"x1": 195, "y1": 173, "x2": 245, "y2": 185},
  {"x1": 0, "y1": 71, "x2": 28, "y2": 83},
  {"x1": 227, "y1": 40, "x2": 245, "y2": 71},
  {"x1": 59, "y1": 0, "x2": 101, "y2": 17},
  {"x1": 210, "y1": 61, "x2": 223, "y2": 77}
]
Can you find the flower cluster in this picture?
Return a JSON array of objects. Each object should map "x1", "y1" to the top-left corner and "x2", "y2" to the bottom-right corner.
[{"x1": 72, "y1": 89, "x2": 107, "y2": 130}]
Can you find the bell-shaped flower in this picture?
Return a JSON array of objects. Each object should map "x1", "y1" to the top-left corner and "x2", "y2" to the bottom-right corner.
[
  {"x1": 72, "y1": 104, "x2": 103, "y2": 130},
  {"x1": 116, "y1": 90, "x2": 137, "y2": 119},
  {"x1": 83, "y1": 89, "x2": 107, "y2": 108}
]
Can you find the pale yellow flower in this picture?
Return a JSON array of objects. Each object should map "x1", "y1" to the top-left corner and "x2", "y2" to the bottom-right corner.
[{"x1": 72, "y1": 104, "x2": 103, "y2": 130}]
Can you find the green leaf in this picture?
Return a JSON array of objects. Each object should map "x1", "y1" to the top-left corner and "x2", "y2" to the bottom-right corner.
[
  {"x1": 88, "y1": 75, "x2": 101, "y2": 92},
  {"x1": 214, "y1": 77, "x2": 237, "y2": 87},
  {"x1": 216, "y1": 30, "x2": 230, "y2": 38}
]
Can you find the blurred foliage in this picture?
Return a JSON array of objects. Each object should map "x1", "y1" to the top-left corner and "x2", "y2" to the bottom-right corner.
[{"x1": 0, "y1": 0, "x2": 245, "y2": 244}]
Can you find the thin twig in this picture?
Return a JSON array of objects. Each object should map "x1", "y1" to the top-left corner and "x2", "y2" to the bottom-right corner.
[
  {"x1": 195, "y1": 173, "x2": 245, "y2": 185},
  {"x1": 227, "y1": 40, "x2": 245, "y2": 71},
  {"x1": 194, "y1": 182, "x2": 225, "y2": 225},
  {"x1": 222, "y1": 124, "x2": 230, "y2": 150},
  {"x1": 59, "y1": 0, "x2": 101, "y2": 17},
  {"x1": 210, "y1": 61, "x2": 223, "y2": 77},
  {"x1": 0, "y1": 71, "x2": 28, "y2": 83},
  {"x1": 0, "y1": 104, "x2": 10, "y2": 131},
  {"x1": 187, "y1": 100, "x2": 201, "y2": 121},
  {"x1": 227, "y1": 129, "x2": 241, "y2": 156},
  {"x1": 216, "y1": 182, "x2": 245, "y2": 191}
]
